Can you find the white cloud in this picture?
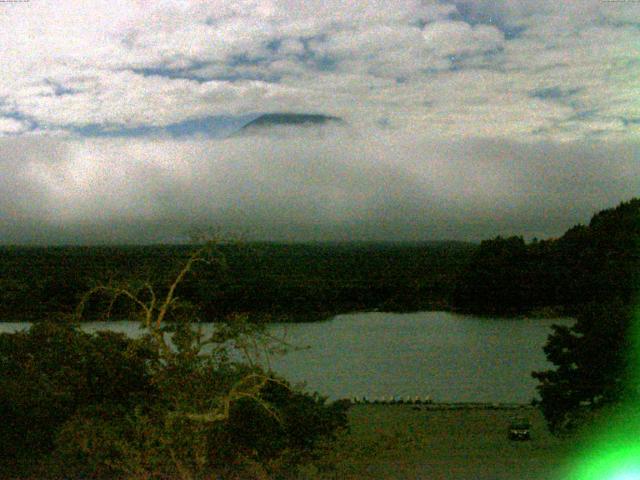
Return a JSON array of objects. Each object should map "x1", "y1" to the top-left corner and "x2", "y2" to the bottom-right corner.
[
  {"x1": 10, "y1": 71, "x2": 302, "y2": 128},
  {"x1": 0, "y1": 1, "x2": 494, "y2": 133},
  {"x1": 422, "y1": 21, "x2": 504, "y2": 57},
  {"x1": 0, "y1": 0, "x2": 638, "y2": 142},
  {"x1": 0, "y1": 117, "x2": 28, "y2": 135}
]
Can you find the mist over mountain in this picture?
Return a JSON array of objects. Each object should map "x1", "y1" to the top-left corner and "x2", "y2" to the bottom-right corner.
[
  {"x1": 2, "y1": 1, "x2": 640, "y2": 246},
  {"x1": 2, "y1": 132, "x2": 640, "y2": 245}
]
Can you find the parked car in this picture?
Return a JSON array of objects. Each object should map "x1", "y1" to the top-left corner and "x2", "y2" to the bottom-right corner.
[{"x1": 508, "y1": 417, "x2": 531, "y2": 441}]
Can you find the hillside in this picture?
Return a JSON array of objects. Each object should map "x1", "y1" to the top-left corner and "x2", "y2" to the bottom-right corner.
[{"x1": 452, "y1": 198, "x2": 640, "y2": 315}]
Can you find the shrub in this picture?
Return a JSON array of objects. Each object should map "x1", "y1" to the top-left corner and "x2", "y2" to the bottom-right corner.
[
  {"x1": 1, "y1": 244, "x2": 349, "y2": 479},
  {"x1": 0, "y1": 321, "x2": 154, "y2": 468}
]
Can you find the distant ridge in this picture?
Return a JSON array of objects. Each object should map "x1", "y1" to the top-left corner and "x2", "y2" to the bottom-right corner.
[{"x1": 237, "y1": 112, "x2": 344, "y2": 134}]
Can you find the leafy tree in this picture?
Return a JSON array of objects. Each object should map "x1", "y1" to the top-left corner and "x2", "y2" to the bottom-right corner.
[
  {"x1": 532, "y1": 300, "x2": 637, "y2": 434},
  {"x1": 452, "y1": 236, "x2": 532, "y2": 315},
  {"x1": 529, "y1": 200, "x2": 640, "y2": 434},
  {"x1": 452, "y1": 198, "x2": 640, "y2": 316},
  {"x1": 0, "y1": 321, "x2": 156, "y2": 476},
  {"x1": 0, "y1": 243, "x2": 348, "y2": 479},
  {"x1": 0, "y1": 324, "x2": 151, "y2": 476}
]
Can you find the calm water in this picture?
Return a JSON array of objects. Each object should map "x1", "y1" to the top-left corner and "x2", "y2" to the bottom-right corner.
[{"x1": 0, "y1": 311, "x2": 573, "y2": 403}]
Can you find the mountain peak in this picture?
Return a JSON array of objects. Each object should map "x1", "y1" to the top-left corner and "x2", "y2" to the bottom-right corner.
[{"x1": 237, "y1": 112, "x2": 344, "y2": 133}]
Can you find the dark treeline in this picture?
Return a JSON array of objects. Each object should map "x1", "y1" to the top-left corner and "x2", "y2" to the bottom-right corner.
[
  {"x1": 2, "y1": 198, "x2": 638, "y2": 322},
  {"x1": 525, "y1": 199, "x2": 640, "y2": 434},
  {"x1": 453, "y1": 198, "x2": 640, "y2": 316},
  {"x1": 0, "y1": 241, "x2": 475, "y2": 322}
]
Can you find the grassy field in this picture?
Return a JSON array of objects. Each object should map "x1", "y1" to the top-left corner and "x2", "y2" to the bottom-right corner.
[{"x1": 303, "y1": 404, "x2": 576, "y2": 480}]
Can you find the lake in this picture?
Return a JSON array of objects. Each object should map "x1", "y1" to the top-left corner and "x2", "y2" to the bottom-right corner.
[{"x1": 0, "y1": 311, "x2": 572, "y2": 403}]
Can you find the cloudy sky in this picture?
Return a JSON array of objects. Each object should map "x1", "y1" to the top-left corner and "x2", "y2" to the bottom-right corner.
[{"x1": 2, "y1": 0, "x2": 640, "y2": 244}]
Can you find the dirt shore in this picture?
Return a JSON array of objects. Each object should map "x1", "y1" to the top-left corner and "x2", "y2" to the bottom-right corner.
[{"x1": 305, "y1": 403, "x2": 575, "y2": 480}]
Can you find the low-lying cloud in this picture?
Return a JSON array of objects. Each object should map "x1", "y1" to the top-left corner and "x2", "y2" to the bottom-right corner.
[{"x1": 2, "y1": 127, "x2": 638, "y2": 244}]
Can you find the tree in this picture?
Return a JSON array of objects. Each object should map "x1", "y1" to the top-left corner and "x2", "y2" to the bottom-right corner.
[
  {"x1": 0, "y1": 243, "x2": 348, "y2": 479},
  {"x1": 0, "y1": 321, "x2": 155, "y2": 475},
  {"x1": 532, "y1": 300, "x2": 637, "y2": 434},
  {"x1": 452, "y1": 236, "x2": 532, "y2": 315},
  {"x1": 451, "y1": 198, "x2": 640, "y2": 317},
  {"x1": 530, "y1": 199, "x2": 640, "y2": 434}
]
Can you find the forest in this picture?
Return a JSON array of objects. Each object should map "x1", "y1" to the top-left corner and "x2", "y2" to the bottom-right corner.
[
  {"x1": 454, "y1": 197, "x2": 640, "y2": 316},
  {"x1": 1, "y1": 198, "x2": 638, "y2": 322},
  {"x1": 0, "y1": 241, "x2": 474, "y2": 322}
]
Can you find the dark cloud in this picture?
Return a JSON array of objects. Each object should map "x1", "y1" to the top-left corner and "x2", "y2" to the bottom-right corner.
[
  {"x1": 448, "y1": 1, "x2": 527, "y2": 40},
  {"x1": 529, "y1": 86, "x2": 582, "y2": 101}
]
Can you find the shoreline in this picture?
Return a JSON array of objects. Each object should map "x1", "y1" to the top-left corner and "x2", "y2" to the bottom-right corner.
[
  {"x1": 345, "y1": 401, "x2": 535, "y2": 410},
  {"x1": 0, "y1": 305, "x2": 572, "y2": 324}
]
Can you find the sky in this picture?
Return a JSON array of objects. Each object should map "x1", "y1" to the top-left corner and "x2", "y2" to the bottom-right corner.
[{"x1": 2, "y1": 0, "x2": 640, "y2": 244}]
